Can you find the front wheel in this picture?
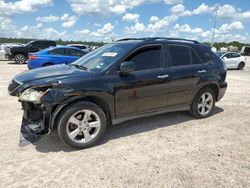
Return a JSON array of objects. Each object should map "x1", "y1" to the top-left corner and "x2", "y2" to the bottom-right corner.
[
  {"x1": 57, "y1": 101, "x2": 107, "y2": 149},
  {"x1": 14, "y1": 54, "x2": 26, "y2": 64},
  {"x1": 189, "y1": 88, "x2": 215, "y2": 118}
]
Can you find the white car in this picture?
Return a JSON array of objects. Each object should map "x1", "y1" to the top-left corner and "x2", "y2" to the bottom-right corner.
[
  {"x1": 216, "y1": 51, "x2": 246, "y2": 70},
  {"x1": 0, "y1": 43, "x2": 22, "y2": 60}
]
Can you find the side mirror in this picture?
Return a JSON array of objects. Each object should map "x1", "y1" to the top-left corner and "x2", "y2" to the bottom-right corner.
[{"x1": 120, "y1": 61, "x2": 135, "y2": 75}]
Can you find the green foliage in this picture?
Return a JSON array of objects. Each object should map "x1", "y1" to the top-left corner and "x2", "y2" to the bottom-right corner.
[
  {"x1": 0, "y1": 37, "x2": 105, "y2": 47},
  {"x1": 203, "y1": 41, "x2": 250, "y2": 50}
]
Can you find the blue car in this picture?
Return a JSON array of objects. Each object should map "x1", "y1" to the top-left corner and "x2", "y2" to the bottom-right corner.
[{"x1": 27, "y1": 46, "x2": 87, "y2": 69}]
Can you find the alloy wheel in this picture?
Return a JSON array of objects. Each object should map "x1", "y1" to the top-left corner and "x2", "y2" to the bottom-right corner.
[
  {"x1": 197, "y1": 92, "x2": 214, "y2": 116},
  {"x1": 66, "y1": 110, "x2": 101, "y2": 144}
]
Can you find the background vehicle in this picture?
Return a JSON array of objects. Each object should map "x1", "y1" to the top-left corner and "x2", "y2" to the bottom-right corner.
[
  {"x1": 216, "y1": 51, "x2": 246, "y2": 70},
  {"x1": 241, "y1": 46, "x2": 250, "y2": 56},
  {"x1": 67, "y1": 44, "x2": 90, "y2": 52},
  {"x1": 7, "y1": 40, "x2": 56, "y2": 64},
  {"x1": 28, "y1": 46, "x2": 87, "y2": 69},
  {"x1": 9, "y1": 37, "x2": 227, "y2": 149},
  {"x1": 0, "y1": 43, "x2": 22, "y2": 60}
]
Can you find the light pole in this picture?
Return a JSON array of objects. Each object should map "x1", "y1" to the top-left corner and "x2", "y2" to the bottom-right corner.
[{"x1": 212, "y1": 0, "x2": 220, "y2": 46}]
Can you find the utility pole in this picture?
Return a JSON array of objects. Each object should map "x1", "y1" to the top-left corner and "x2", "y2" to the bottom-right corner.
[{"x1": 212, "y1": 0, "x2": 220, "y2": 46}]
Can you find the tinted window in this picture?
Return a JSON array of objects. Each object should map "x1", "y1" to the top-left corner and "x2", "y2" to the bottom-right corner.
[
  {"x1": 31, "y1": 41, "x2": 41, "y2": 46},
  {"x1": 126, "y1": 46, "x2": 161, "y2": 71},
  {"x1": 68, "y1": 49, "x2": 86, "y2": 57},
  {"x1": 49, "y1": 48, "x2": 66, "y2": 56},
  {"x1": 224, "y1": 53, "x2": 231, "y2": 58},
  {"x1": 194, "y1": 46, "x2": 217, "y2": 63},
  {"x1": 169, "y1": 45, "x2": 191, "y2": 66},
  {"x1": 191, "y1": 49, "x2": 202, "y2": 64},
  {"x1": 231, "y1": 53, "x2": 240, "y2": 58}
]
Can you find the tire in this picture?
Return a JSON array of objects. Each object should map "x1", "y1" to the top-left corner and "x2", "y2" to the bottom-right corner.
[
  {"x1": 237, "y1": 62, "x2": 245, "y2": 70},
  {"x1": 14, "y1": 54, "x2": 26, "y2": 64},
  {"x1": 189, "y1": 88, "x2": 215, "y2": 118},
  {"x1": 57, "y1": 101, "x2": 107, "y2": 149}
]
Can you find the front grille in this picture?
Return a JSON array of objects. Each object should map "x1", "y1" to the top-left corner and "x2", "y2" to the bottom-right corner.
[{"x1": 8, "y1": 79, "x2": 22, "y2": 94}]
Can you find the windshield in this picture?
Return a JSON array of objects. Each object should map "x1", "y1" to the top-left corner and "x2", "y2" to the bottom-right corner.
[
  {"x1": 215, "y1": 51, "x2": 226, "y2": 57},
  {"x1": 71, "y1": 43, "x2": 136, "y2": 72}
]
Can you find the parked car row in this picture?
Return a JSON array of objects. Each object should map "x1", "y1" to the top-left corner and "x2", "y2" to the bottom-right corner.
[
  {"x1": 8, "y1": 37, "x2": 228, "y2": 149},
  {"x1": 1, "y1": 40, "x2": 93, "y2": 65}
]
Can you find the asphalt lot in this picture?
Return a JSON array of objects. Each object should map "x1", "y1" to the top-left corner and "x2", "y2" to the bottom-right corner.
[{"x1": 0, "y1": 59, "x2": 249, "y2": 187}]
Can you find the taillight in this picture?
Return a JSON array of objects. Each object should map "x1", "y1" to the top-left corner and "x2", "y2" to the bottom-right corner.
[{"x1": 29, "y1": 55, "x2": 37, "y2": 60}]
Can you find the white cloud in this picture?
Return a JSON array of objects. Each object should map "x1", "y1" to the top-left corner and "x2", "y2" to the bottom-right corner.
[
  {"x1": 149, "y1": 16, "x2": 159, "y2": 23},
  {"x1": 122, "y1": 13, "x2": 140, "y2": 22},
  {"x1": 36, "y1": 15, "x2": 59, "y2": 22},
  {"x1": 89, "y1": 23, "x2": 114, "y2": 37},
  {"x1": 217, "y1": 4, "x2": 250, "y2": 21},
  {"x1": 0, "y1": 0, "x2": 53, "y2": 15},
  {"x1": 163, "y1": 0, "x2": 183, "y2": 5},
  {"x1": 217, "y1": 21, "x2": 244, "y2": 33},
  {"x1": 68, "y1": 0, "x2": 161, "y2": 16},
  {"x1": 125, "y1": 22, "x2": 146, "y2": 35},
  {"x1": 60, "y1": 14, "x2": 78, "y2": 28}
]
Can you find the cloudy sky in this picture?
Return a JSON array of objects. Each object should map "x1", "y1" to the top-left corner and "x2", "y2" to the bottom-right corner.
[{"x1": 0, "y1": 0, "x2": 249, "y2": 43}]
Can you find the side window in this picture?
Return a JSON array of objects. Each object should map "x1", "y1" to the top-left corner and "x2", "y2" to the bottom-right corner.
[
  {"x1": 68, "y1": 49, "x2": 86, "y2": 57},
  {"x1": 169, "y1": 45, "x2": 191, "y2": 66},
  {"x1": 191, "y1": 49, "x2": 202, "y2": 64},
  {"x1": 224, "y1": 53, "x2": 231, "y2": 58},
  {"x1": 49, "y1": 48, "x2": 66, "y2": 56},
  {"x1": 31, "y1": 41, "x2": 40, "y2": 47},
  {"x1": 126, "y1": 46, "x2": 162, "y2": 71},
  {"x1": 232, "y1": 53, "x2": 240, "y2": 58}
]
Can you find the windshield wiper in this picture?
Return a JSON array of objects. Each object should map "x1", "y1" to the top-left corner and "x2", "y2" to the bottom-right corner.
[{"x1": 70, "y1": 64, "x2": 88, "y2": 70}]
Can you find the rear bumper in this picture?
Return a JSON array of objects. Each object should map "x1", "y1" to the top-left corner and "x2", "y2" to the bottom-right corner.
[{"x1": 217, "y1": 82, "x2": 227, "y2": 101}]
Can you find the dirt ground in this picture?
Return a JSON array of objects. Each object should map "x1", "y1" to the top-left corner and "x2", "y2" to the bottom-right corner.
[{"x1": 0, "y1": 59, "x2": 249, "y2": 188}]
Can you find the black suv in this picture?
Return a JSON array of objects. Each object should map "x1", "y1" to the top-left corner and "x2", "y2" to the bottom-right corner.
[
  {"x1": 8, "y1": 37, "x2": 227, "y2": 149},
  {"x1": 6, "y1": 40, "x2": 56, "y2": 64}
]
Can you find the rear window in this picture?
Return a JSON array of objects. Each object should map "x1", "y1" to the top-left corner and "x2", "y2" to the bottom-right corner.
[
  {"x1": 169, "y1": 45, "x2": 191, "y2": 66},
  {"x1": 194, "y1": 46, "x2": 217, "y2": 63}
]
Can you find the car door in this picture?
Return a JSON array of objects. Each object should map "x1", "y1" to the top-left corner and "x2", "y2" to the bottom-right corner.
[
  {"x1": 167, "y1": 44, "x2": 205, "y2": 107},
  {"x1": 115, "y1": 45, "x2": 170, "y2": 118},
  {"x1": 48, "y1": 48, "x2": 68, "y2": 64},
  {"x1": 67, "y1": 49, "x2": 86, "y2": 64},
  {"x1": 230, "y1": 53, "x2": 241, "y2": 68},
  {"x1": 222, "y1": 53, "x2": 234, "y2": 68}
]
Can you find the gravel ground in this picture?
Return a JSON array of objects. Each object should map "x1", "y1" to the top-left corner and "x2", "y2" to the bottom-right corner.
[{"x1": 0, "y1": 59, "x2": 249, "y2": 188}]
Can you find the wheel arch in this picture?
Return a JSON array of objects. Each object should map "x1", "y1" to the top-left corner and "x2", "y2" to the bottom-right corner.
[
  {"x1": 50, "y1": 95, "x2": 112, "y2": 131},
  {"x1": 195, "y1": 83, "x2": 219, "y2": 102}
]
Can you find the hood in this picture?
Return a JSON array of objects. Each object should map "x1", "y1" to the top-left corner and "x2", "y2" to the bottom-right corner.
[
  {"x1": 9, "y1": 64, "x2": 93, "y2": 96},
  {"x1": 15, "y1": 64, "x2": 92, "y2": 84}
]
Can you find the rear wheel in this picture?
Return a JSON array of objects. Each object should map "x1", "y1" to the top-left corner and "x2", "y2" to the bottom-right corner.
[
  {"x1": 14, "y1": 54, "x2": 26, "y2": 64},
  {"x1": 57, "y1": 101, "x2": 107, "y2": 149},
  {"x1": 237, "y1": 62, "x2": 245, "y2": 70},
  {"x1": 190, "y1": 88, "x2": 215, "y2": 118}
]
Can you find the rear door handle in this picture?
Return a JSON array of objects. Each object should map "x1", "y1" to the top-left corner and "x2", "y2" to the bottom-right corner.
[
  {"x1": 197, "y1": 70, "x2": 206, "y2": 73},
  {"x1": 157, "y1": 74, "x2": 169, "y2": 79}
]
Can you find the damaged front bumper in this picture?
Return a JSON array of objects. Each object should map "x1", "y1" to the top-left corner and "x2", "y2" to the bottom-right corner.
[{"x1": 19, "y1": 101, "x2": 52, "y2": 146}]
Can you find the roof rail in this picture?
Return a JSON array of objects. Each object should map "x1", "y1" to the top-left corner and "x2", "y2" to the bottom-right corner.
[
  {"x1": 117, "y1": 37, "x2": 200, "y2": 44},
  {"x1": 116, "y1": 38, "x2": 145, "y2": 41}
]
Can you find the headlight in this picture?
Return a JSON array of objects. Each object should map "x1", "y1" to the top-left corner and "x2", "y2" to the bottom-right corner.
[{"x1": 19, "y1": 88, "x2": 45, "y2": 103}]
